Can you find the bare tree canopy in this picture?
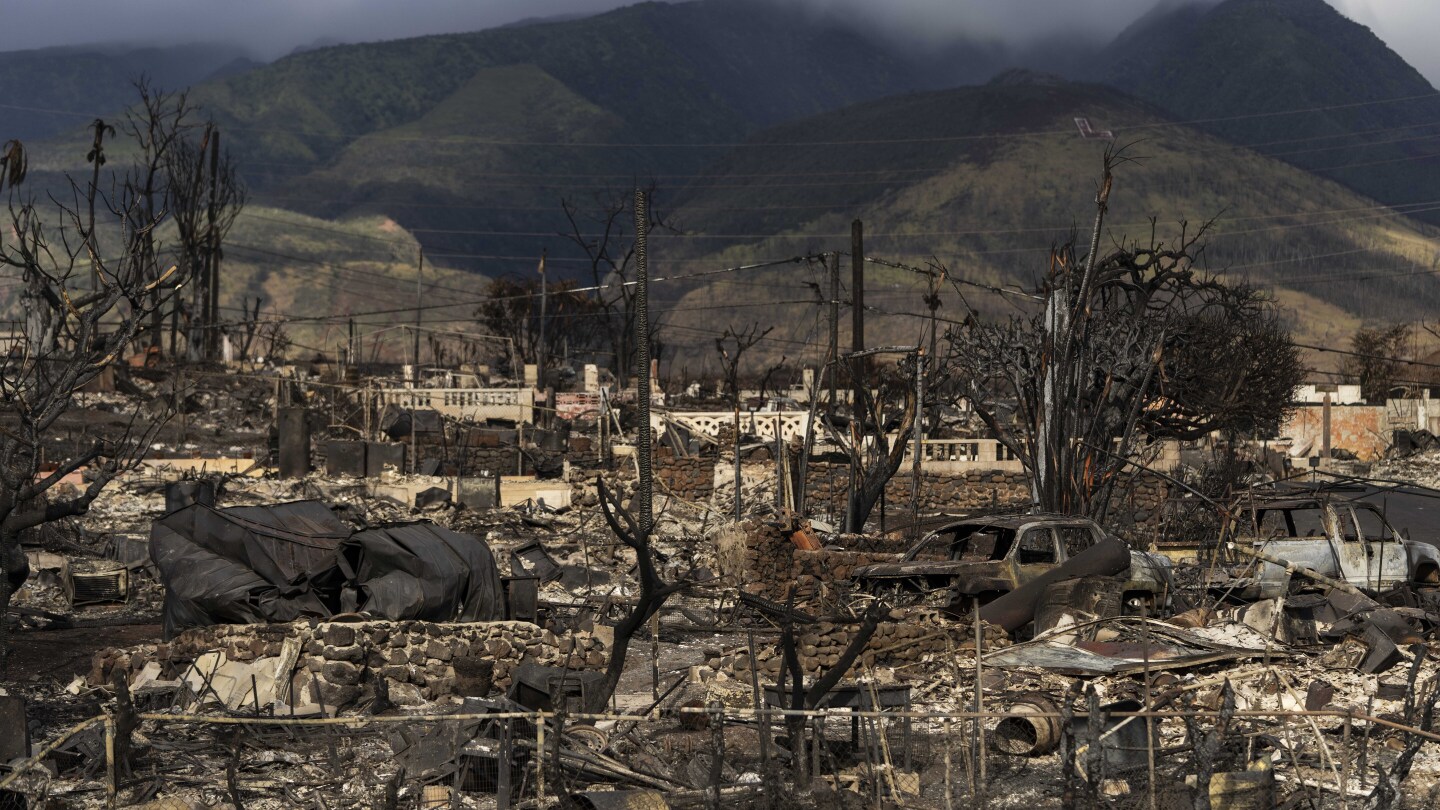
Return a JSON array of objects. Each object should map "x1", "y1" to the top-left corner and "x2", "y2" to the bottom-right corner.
[
  {"x1": 559, "y1": 187, "x2": 667, "y2": 388},
  {"x1": 829, "y1": 352, "x2": 918, "y2": 532},
  {"x1": 476, "y1": 275, "x2": 604, "y2": 376},
  {"x1": 940, "y1": 148, "x2": 1302, "y2": 519},
  {"x1": 0, "y1": 86, "x2": 214, "y2": 666},
  {"x1": 1343, "y1": 323, "x2": 1412, "y2": 403}
]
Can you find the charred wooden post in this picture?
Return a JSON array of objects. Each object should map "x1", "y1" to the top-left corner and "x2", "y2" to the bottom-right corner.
[
  {"x1": 634, "y1": 188, "x2": 653, "y2": 534},
  {"x1": 851, "y1": 220, "x2": 864, "y2": 410}
]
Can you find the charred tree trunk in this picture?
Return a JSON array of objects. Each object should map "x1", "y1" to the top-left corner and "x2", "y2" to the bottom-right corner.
[
  {"x1": 838, "y1": 353, "x2": 916, "y2": 532},
  {"x1": 582, "y1": 479, "x2": 685, "y2": 713}
]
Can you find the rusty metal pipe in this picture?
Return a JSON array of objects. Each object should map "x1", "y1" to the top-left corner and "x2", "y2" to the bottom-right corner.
[{"x1": 978, "y1": 537, "x2": 1131, "y2": 632}]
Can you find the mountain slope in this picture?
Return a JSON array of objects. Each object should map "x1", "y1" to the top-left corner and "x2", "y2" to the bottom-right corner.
[
  {"x1": 0, "y1": 42, "x2": 259, "y2": 142},
  {"x1": 648, "y1": 73, "x2": 1440, "y2": 365},
  {"x1": 68, "y1": 0, "x2": 944, "y2": 276},
  {"x1": 1098, "y1": 0, "x2": 1440, "y2": 223},
  {"x1": 0, "y1": 205, "x2": 486, "y2": 363}
]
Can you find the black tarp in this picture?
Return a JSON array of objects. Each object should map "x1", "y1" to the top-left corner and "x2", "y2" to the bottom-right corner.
[
  {"x1": 151, "y1": 500, "x2": 502, "y2": 635},
  {"x1": 151, "y1": 500, "x2": 349, "y2": 636},
  {"x1": 338, "y1": 522, "x2": 504, "y2": 622}
]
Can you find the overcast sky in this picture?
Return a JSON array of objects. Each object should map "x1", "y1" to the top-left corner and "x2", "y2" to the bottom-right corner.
[{"x1": 2, "y1": 0, "x2": 1436, "y2": 86}]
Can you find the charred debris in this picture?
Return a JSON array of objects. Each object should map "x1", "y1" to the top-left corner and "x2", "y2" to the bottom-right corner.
[{"x1": 3, "y1": 164, "x2": 1440, "y2": 810}]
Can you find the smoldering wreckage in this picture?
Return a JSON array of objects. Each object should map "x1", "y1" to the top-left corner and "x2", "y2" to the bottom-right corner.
[{"x1": 5, "y1": 365, "x2": 1440, "y2": 810}]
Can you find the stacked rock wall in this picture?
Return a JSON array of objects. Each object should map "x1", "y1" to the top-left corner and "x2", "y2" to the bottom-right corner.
[
  {"x1": 734, "y1": 517, "x2": 795, "y2": 596},
  {"x1": 802, "y1": 464, "x2": 1031, "y2": 520},
  {"x1": 89, "y1": 620, "x2": 606, "y2": 708},
  {"x1": 656, "y1": 456, "x2": 715, "y2": 500},
  {"x1": 791, "y1": 550, "x2": 899, "y2": 601},
  {"x1": 714, "y1": 610, "x2": 1005, "y2": 678}
]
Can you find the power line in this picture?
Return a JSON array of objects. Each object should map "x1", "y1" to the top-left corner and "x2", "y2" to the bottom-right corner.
[
  {"x1": 196, "y1": 255, "x2": 822, "y2": 326},
  {"x1": 1294, "y1": 342, "x2": 1440, "y2": 371}
]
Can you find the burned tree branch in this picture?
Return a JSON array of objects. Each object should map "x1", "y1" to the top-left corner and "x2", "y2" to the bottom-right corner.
[
  {"x1": 940, "y1": 150, "x2": 1301, "y2": 517},
  {"x1": 586, "y1": 478, "x2": 686, "y2": 712}
]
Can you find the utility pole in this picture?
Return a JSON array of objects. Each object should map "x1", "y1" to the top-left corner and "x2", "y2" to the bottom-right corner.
[
  {"x1": 912, "y1": 349, "x2": 925, "y2": 540},
  {"x1": 851, "y1": 220, "x2": 865, "y2": 410},
  {"x1": 205, "y1": 129, "x2": 220, "y2": 361},
  {"x1": 634, "y1": 189, "x2": 654, "y2": 536},
  {"x1": 413, "y1": 248, "x2": 424, "y2": 381},
  {"x1": 828, "y1": 252, "x2": 839, "y2": 414},
  {"x1": 535, "y1": 247, "x2": 544, "y2": 383}
]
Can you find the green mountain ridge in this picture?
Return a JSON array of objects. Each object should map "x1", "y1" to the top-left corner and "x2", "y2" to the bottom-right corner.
[
  {"x1": 648, "y1": 73, "x2": 1440, "y2": 367},
  {"x1": 0, "y1": 41, "x2": 260, "y2": 142},
  {"x1": 11, "y1": 0, "x2": 1440, "y2": 374},
  {"x1": 1098, "y1": 0, "x2": 1440, "y2": 224}
]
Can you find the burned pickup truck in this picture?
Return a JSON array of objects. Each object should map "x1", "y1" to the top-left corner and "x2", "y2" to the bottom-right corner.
[
  {"x1": 1200, "y1": 494, "x2": 1440, "y2": 600},
  {"x1": 850, "y1": 513, "x2": 1171, "y2": 614}
]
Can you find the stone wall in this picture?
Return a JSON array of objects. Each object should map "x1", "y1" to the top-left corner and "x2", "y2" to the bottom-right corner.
[
  {"x1": 791, "y1": 550, "x2": 901, "y2": 601},
  {"x1": 802, "y1": 464, "x2": 1031, "y2": 521},
  {"x1": 723, "y1": 519, "x2": 917, "y2": 602},
  {"x1": 89, "y1": 620, "x2": 606, "y2": 709},
  {"x1": 1107, "y1": 474, "x2": 1172, "y2": 535},
  {"x1": 733, "y1": 517, "x2": 795, "y2": 597},
  {"x1": 656, "y1": 456, "x2": 715, "y2": 500},
  {"x1": 712, "y1": 609, "x2": 1006, "y2": 678}
]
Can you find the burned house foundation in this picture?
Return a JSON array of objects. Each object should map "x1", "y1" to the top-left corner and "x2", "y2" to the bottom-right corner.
[{"x1": 87, "y1": 619, "x2": 609, "y2": 710}]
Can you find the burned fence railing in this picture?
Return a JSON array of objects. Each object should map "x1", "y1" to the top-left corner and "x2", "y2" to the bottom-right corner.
[{"x1": 4, "y1": 703, "x2": 1437, "y2": 809}]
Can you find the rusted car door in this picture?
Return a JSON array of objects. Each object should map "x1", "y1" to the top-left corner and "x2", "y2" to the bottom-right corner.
[
  {"x1": 1013, "y1": 525, "x2": 1062, "y2": 587},
  {"x1": 1248, "y1": 505, "x2": 1340, "y2": 585},
  {"x1": 1341, "y1": 504, "x2": 1408, "y2": 590}
]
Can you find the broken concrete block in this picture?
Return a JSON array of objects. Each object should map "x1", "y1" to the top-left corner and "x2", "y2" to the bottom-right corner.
[
  {"x1": 388, "y1": 681, "x2": 425, "y2": 707},
  {"x1": 316, "y1": 681, "x2": 361, "y2": 707},
  {"x1": 1376, "y1": 680, "x2": 1408, "y2": 700},
  {"x1": 415, "y1": 486, "x2": 451, "y2": 509}
]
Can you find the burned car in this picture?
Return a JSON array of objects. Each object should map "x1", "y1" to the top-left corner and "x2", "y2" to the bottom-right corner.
[
  {"x1": 1204, "y1": 494, "x2": 1440, "y2": 600},
  {"x1": 850, "y1": 513, "x2": 1170, "y2": 614}
]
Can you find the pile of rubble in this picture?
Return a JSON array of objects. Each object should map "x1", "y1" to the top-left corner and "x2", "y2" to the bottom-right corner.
[
  {"x1": 88, "y1": 619, "x2": 610, "y2": 710},
  {"x1": 10, "y1": 370, "x2": 1440, "y2": 810}
]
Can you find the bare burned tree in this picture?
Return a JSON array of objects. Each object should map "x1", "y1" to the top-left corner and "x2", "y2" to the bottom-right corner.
[
  {"x1": 941, "y1": 148, "x2": 1302, "y2": 519},
  {"x1": 1343, "y1": 323, "x2": 1412, "y2": 403},
  {"x1": 584, "y1": 478, "x2": 686, "y2": 712},
  {"x1": 476, "y1": 276, "x2": 604, "y2": 375},
  {"x1": 166, "y1": 121, "x2": 246, "y2": 361},
  {"x1": 827, "y1": 352, "x2": 917, "y2": 532},
  {"x1": 716, "y1": 323, "x2": 772, "y2": 517},
  {"x1": 715, "y1": 323, "x2": 771, "y2": 401},
  {"x1": 776, "y1": 597, "x2": 888, "y2": 784},
  {"x1": 560, "y1": 187, "x2": 667, "y2": 389},
  {"x1": 121, "y1": 78, "x2": 195, "y2": 351},
  {"x1": 0, "y1": 127, "x2": 186, "y2": 667}
]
